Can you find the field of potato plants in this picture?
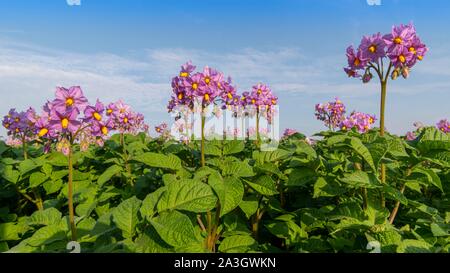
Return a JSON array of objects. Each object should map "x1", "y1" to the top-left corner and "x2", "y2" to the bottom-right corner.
[{"x1": 0, "y1": 23, "x2": 449, "y2": 254}]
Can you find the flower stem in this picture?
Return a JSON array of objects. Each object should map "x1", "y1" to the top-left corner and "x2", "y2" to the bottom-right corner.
[
  {"x1": 22, "y1": 136, "x2": 28, "y2": 160},
  {"x1": 256, "y1": 107, "x2": 261, "y2": 146},
  {"x1": 201, "y1": 111, "x2": 206, "y2": 167},
  {"x1": 68, "y1": 147, "x2": 77, "y2": 241},
  {"x1": 379, "y1": 81, "x2": 387, "y2": 208}
]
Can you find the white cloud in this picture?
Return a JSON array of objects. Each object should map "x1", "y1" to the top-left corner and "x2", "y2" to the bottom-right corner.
[{"x1": 0, "y1": 39, "x2": 449, "y2": 137}]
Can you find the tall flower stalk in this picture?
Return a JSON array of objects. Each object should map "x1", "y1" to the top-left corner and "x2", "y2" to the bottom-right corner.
[{"x1": 344, "y1": 23, "x2": 428, "y2": 207}]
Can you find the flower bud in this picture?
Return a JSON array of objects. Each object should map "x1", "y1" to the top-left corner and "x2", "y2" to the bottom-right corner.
[
  {"x1": 401, "y1": 67, "x2": 410, "y2": 79},
  {"x1": 391, "y1": 68, "x2": 400, "y2": 80}
]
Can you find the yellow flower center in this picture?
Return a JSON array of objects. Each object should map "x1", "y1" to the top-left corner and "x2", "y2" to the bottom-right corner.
[
  {"x1": 409, "y1": 47, "x2": 416, "y2": 54},
  {"x1": 66, "y1": 98, "x2": 74, "y2": 106},
  {"x1": 204, "y1": 77, "x2": 211, "y2": 85},
  {"x1": 368, "y1": 45, "x2": 377, "y2": 53},
  {"x1": 369, "y1": 118, "x2": 374, "y2": 124},
  {"x1": 4, "y1": 123, "x2": 10, "y2": 128},
  {"x1": 61, "y1": 118, "x2": 69, "y2": 129},
  {"x1": 394, "y1": 37, "x2": 402, "y2": 44},
  {"x1": 15, "y1": 128, "x2": 20, "y2": 133},
  {"x1": 353, "y1": 58, "x2": 361, "y2": 66},
  {"x1": 417, "y1": 55, "x2": 423, "y2": 61},
  {"x1": 14, "y1": 118, "x2": 20, "y2": 123},
  {"x1": 342, "y1": 126, "x2": 347, "y2": 130},
  {"x1": 251, "y1": 99, "x2": 256, "y2": 104},
  {"x1": 178, "y1": 93, "x2": 183, "y2": 100},
  {"x1": 38, "y1": 128, "x2": 48, "y2": 137},
  {"x1": 257, "y1": 89, "x2": 262, "y2": 95},
  {"x1": 123, "y1": 117, "x2": 129, "y2": 124},
  {"x1": 272, "y1": 99, "x2": 276, "y2": 104},
  {"x1": 227, "y1": 93, "x2": 233, "y2": 99},
  {"x1": 192, "y1": 83, "x2": 198, "y2": 90},
  {"x1": 101, "y1": 126, "x2": 108, "y2": 135},
  {"x1": 107, "y1": 109, "x2": 113, "y2": 115},
  {"x1": 398, "y1": 55, "x2": 406, "y2": 63},
  {"x1": 180, "y1": 72, "x2": 189, "y2": 77},
  {"x1": 93, "y1": 112, "x2": 102, "y2": 121},
  {"x1": 204, "y1": 93, "x2": 210, "y2": 101}
]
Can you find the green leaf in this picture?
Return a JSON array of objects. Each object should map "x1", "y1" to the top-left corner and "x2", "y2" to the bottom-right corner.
[
  {"x1": 266, "y1": 220, "x2": 308, "y2": 243},
  {"x1": 133, "y1": 152, "x2": 182, "y2": 171},
  {"x1": 2, "y1": 165, "x2": 19, "y2": 183},
  {"x1": 29, "y1": 172, "x2": 48, "y2": 188},
  {"x1": 204, "y1": 141, "x2": 222, "y2": 156},
  {"x1": 411, "y1": 167, "x2": 443, "y2": 192},
  {"x1": 47, "y1": 152, "x2": 68, "y2": 166},
  {"x1": 218, "y1": 235, "x2": 255, "y2": 253},
  {"x1": 149, "y1": 211, "x2": 200, "y2": 248},
  {"x1": 28, "y1": 208, "x2": 62, "y2": 226},
  {"x1": 349, "y1": 137, "x2": 376, "y2": 172},
  {"x1": 157, "y1": 179, "x2": 217, "y2": 213},
  {"x1": 313, "y1": 177, "x2": 346, "y2": 198},
  {"x1": 134, "y1": 227, "x2": 174, "y2": 253},
  {"x1": 286, "y1": 168, "x2": 317, "y2": 187},
  {"x1": 430, "y1": 222, "x2": 450, "y2": 237},
  {"x1": 416, "y1": 127, "x2": 450, "y2": 152},
  {"x1": 112, "y1": 197, "x2": 142, "y2": 238},
  {"x1": 221, "y1": 160, "x2": 254, "y2": 177},
  {"x1": 245, "y1": 175, "x2": 278, "y2": 196},
  {"x1": 27, "y1": 225, "x2": 67, "y2": 247},
  {"x1": 386, "y1": 137, "x2": 409, "y2": 158},
  {"x1": 18, "y1": 159, "x2": 39, "y2": 175},
  {"x1": 340, "y1": 171, "x2": 381, "y2": 189},
  {"x1": 97, "y1": 165, "x2": 123, "y2": 187},
  {"x1": 223, "y1": 141, "x2": 245, "y2": 155},
  {"x1": 252, "y1": 149, "x2": 291, "y2": 164},
  {"x1": 140, "y1": 187, "x2": 166, "y2": 219},
  {"x1": 397, "y1": 239, "x2": 433, "y2": 253},
  {"x1": 239, "y1": 197, "x2": 259, "y2": 219},
  {"x1": 43, "y1": 179, "x2": 63, "y2": 195},
  {"x1": 208, "y1": 174, "x2": 244, "y2": 217},
  {"x1": 367, "y1": 137, "x2": 389, "y2": 171},
  {"x1": 0, "y1": 223, "x2": 20, "y2": 241}
]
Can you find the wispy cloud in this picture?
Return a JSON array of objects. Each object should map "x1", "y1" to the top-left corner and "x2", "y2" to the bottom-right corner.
[{"x1": 0, "y1": 38, "x2": 449, "y2": 137}]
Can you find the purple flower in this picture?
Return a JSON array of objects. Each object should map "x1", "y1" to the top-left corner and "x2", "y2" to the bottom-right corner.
[
  {"x1": 49, "y1": 108, "x2": 81, "y2": 134},
  {"x1": 315, "y1": 98, "x2": 346, "y2": 130},
  {"x1": 283, "y1": 128, "x2": 298, "y2": 138},
  {"x1": 437, "y1": 119, "x2": 450, "y2": 133},
  {"x1": 91, "y1": 119, "x2": 114, "y2": 137},
  {"x1": 344, "y1": 67, "x2": 361, "y2": 78},
  {"x1": 346, "y1": 45, "x2": 368, "y2": 70},
  {"x1": 155, "y1": 123, "x2": 168, "y2": 134},
  {"x1": 179, "y1": 61, "x2": 196, "y2": 78},
  {"x1": 340, "y1": 111, "x2": 376, "y2": 133},
  {"x1": 360, "y1": 33, "x2": 386, "y2": 62},
  {"x1": 53, "y1": 86, "x2": 88, "y2": 112},
  {"x1": 405, "y1": 131, "x2": 417, "y2": 141},
  {"x1": 383, "y1": 23, "x2": 416, "y2": 52},
  {"x1": 388, "y1": 46, "x2": 415, "y2": 68},
  {"x1": 84, "y1": 99, "x2": 105, "y2": 123}
]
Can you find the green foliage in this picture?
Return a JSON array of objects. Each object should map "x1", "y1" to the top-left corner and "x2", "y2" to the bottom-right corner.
[{"x1": 0, "y1": 129, "x2": 448, "y2": 253}]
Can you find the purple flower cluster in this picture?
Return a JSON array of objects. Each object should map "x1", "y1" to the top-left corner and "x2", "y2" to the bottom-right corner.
[
  {"x1": 315, "y1": 98, "x2": 346, "y2": 130},
  {"x1": 167, "y1": 61, "x2": 240, "y2": 112},
  {"x1": 437, "y1": 119, "x2": 450, "y2": 133},
  {"x1": 105, "y1": 100, "x2": 148, "y2": 135},
  {"x1": 155, "y1": 122, "x2": 169, "y2": 136},
  {"x1": 340, "y1": 111, "x2": 377, "y2": 133},
  {"x1": 283, "y1": 128, "x2": 298, "y2": 138},
  {"x1": 344, "y1": 23, "x2": 428, "y2": 81},
  {"x1": 2, "y1": 86, "x2": 148, "y2": 153},
  {"x1": 2, "y1": 108, "x2": 37, "y2": 141}
]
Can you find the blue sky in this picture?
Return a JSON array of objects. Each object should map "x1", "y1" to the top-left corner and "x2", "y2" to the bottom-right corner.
[{"x1": 0, "y1": 0, "x2": 449, "y2": 137}]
